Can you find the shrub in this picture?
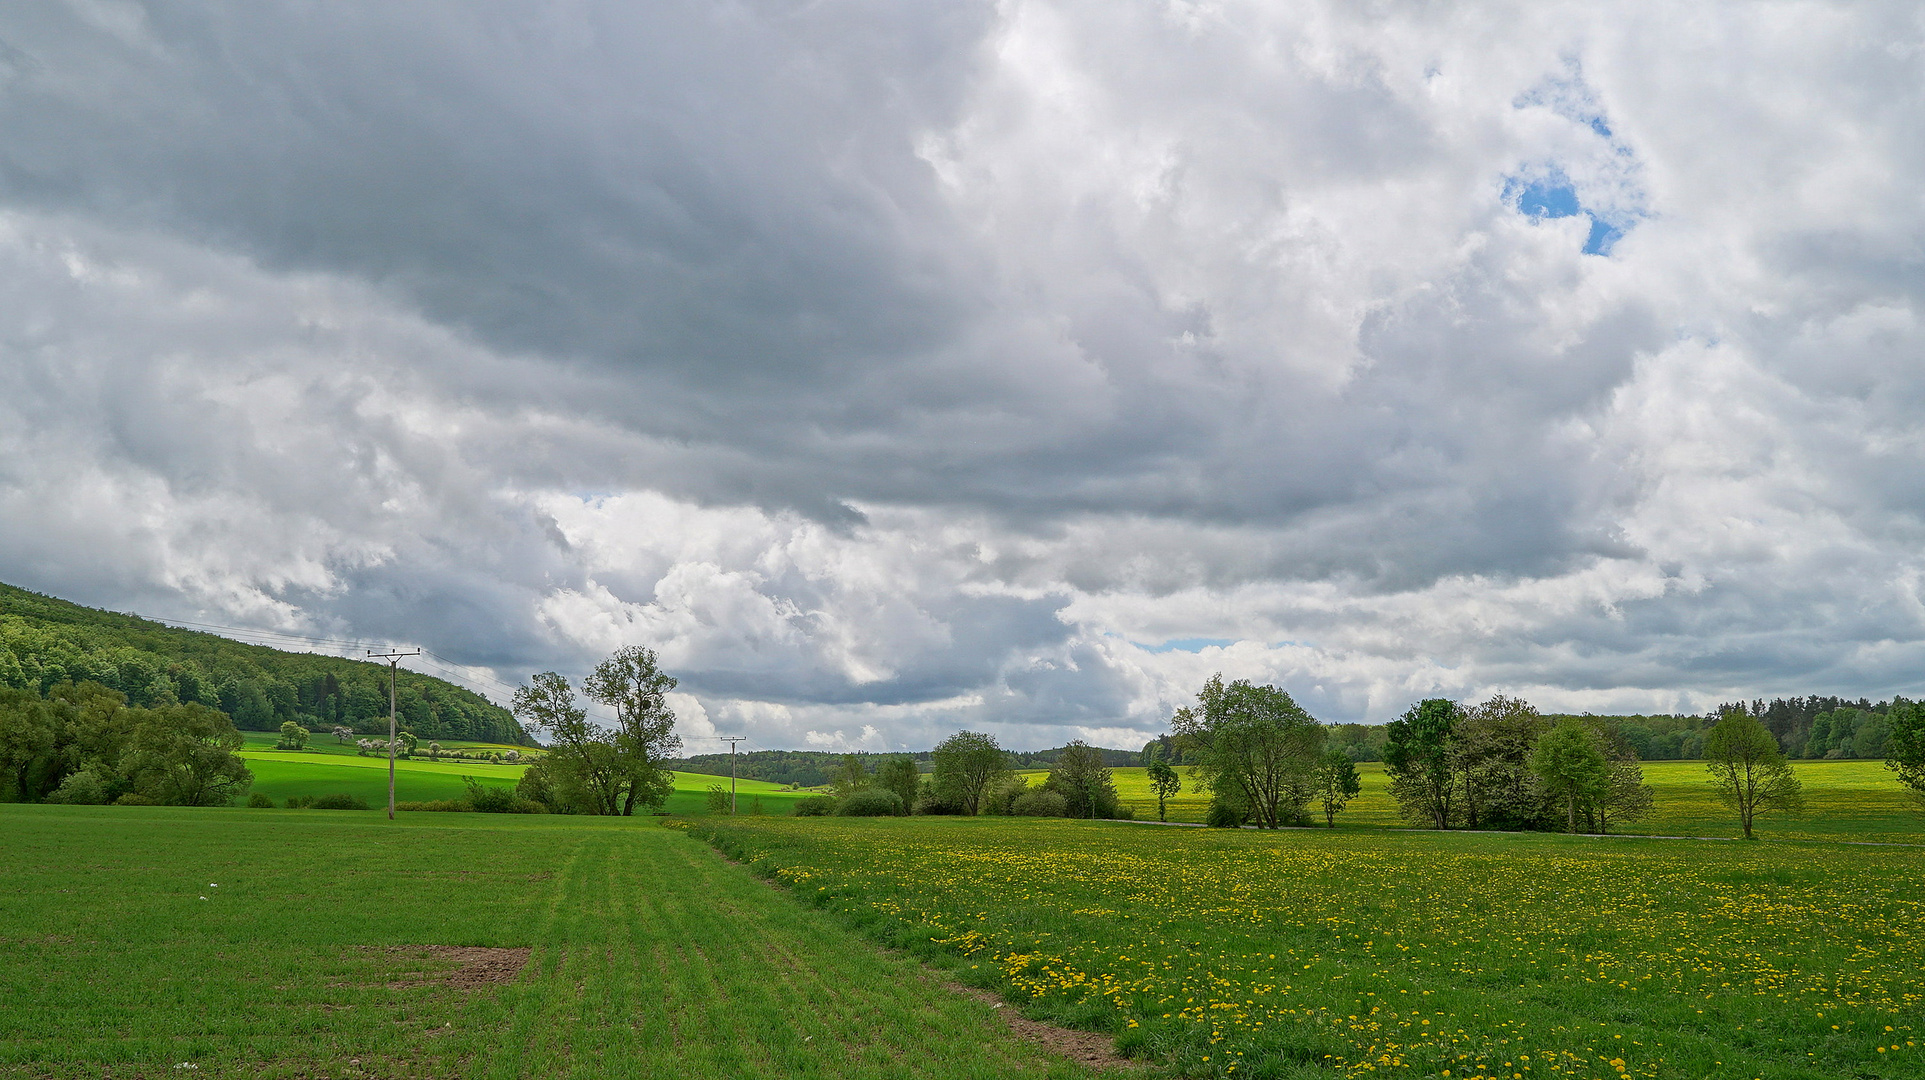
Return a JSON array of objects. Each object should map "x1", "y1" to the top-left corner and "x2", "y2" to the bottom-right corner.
[
  {"x1": 395, "y1": 799, "x2": 472, "y2": 812},
  {"x1": 1205, "y1": 797, "x2": 1247, "y2": 828},
  {"x1": 462, "y1": 776, "x2": 541, "y2": 813},
  {"x1": 308, "y1": 793, "x2": 370, "y2": 810},
  {"x1": 837, "y1": 788, "x2": 905, "y2": 817},
  {"x1": 979, "y1": 775, "x2": 1029, "y2": 816},
  {"x1": 1010, "y1": 789, "x2": 1068, "y2": 817},
  {"x1": 705, "y1": 784, "x2": 733, "y2": 814},
  {"x1": 246, "y1": 793, "x2": 275, "y2": 808},
  {"x1": 48, "y1": 770, "x2": 110, "y2": 805},
  {"x1": 114, "y1": 792, "x2": 158, "y2": 806},
  {"x1": 284, "y1": 795, "x2": 315, "y2": 809},
  {"x1": 792, "y1": 795, "x2": 837, "y2": 816}
]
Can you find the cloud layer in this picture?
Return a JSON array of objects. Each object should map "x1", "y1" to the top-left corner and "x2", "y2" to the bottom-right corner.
[{"x1": 3, "y1": 1, "x2": 1923, "y2": 749}]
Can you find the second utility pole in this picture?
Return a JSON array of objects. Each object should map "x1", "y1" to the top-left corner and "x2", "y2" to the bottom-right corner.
[
  {"x1": 367, "y1": 648, "x2": 421, "y2": 819},
  {"x1": 720, "y1": 736, "x2": 745, "y2": 814}
]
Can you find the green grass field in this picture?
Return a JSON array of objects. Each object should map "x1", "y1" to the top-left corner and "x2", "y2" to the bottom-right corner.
[
  {"x1": 1032, "y1": 760, "x2": 1925, "y2": 843},
  {"x1": 0, "y1": 805, "x2": 1106, "y2": 1079},
  {"x1": 235, "y1": 731, "x2": 808, "y2": 815},
  {"x1": 701, "y1": 816, "x2": 1924, "y2": 1080}
]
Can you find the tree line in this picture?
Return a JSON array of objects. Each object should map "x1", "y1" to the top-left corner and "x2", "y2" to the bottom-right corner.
[
  {"x1": 670, "y1": 742, "x2": 1145, "y2": 788},
  {"x1": 0, "y1": 582, "x2": 529, "y2": 744},
  {"x1": 782, "y1": 733, "x2": 1138, "y2": 820},
  {"x1": 0, "y1": 681, "x2": 252, "y2": 806}
]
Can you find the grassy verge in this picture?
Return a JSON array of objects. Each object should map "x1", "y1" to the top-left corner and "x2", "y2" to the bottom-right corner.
[
  {"x1": 698, "y1": 816, "x2": 1923, "y2": 1079},
  {"x1": 0, "y1": 804, "x2": 1108, "y2": 1079}
]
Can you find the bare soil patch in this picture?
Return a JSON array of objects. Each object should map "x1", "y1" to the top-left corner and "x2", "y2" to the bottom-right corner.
[
  {"x1": 366, "y1": 945, "x2": 531, "y2": 990},
  {"x1": 949, "y1": 984, "x2": 1140, "y2": 1071}
]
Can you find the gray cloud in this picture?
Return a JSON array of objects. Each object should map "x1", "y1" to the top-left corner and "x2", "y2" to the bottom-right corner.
[{"x1": 2, "y1": 2, "x2": 1923, "y2": 744}]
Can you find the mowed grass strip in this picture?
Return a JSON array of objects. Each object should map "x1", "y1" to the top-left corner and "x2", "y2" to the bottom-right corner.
[
  {"x1": 0, "y1": 805, "x2": 1108, "y2": 1079},
  {"x1": 1055, "y1": 760, "x2": 1925, "y2": 843},
  {"x1": 700, "y1": 816, "x2": 1924, "y2": 1079}
]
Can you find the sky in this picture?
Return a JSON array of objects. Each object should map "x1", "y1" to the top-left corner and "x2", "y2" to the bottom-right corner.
[{"x1": 2, "y1": 2, "x2": 1924, "y2": 752}]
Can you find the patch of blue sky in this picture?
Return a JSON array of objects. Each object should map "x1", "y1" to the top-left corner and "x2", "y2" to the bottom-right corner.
[
  {"x1": 1503, "y1": 168, "x2": 1632, "y2": 256},
  {"x1": 1139, "y1": 637, "x2": 1237, "y2": 653}
]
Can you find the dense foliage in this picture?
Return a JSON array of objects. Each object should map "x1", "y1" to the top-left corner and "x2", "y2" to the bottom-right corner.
[
  {"x1": 1383, "y1": 696, "x2": 1655, "y2": 834},
  {"x1": 0, "y1": 681, "x2": 252, "y2": 805},
  {"x1": 0, "y1": 582, "x2": 529, "y2": 744},
  {"x1": 510, "y1": 647, "x2": 681, "y2": 815}
]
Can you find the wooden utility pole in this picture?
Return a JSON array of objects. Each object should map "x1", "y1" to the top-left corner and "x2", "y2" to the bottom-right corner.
[
  {"x1": 367, "y1": 649, "x2": 421, "y2": 819},
  {"x1": 719, "y1": 736, "x2": 745, "y2": 813}
]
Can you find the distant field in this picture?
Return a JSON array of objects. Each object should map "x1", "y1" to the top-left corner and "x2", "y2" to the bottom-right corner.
[
  {"x1": 704, "y1": 816, "x2": 1924, "y2": 1080},
  {"x1": 1025, "y1": 759, "x2": 1925, "y2": 843},
  {"x1": 0, "y1": 805, "x2": 1101, "y2": 1079},
  {"x1": 236, "y1": 731, "x2": 808, "y2": 815}
]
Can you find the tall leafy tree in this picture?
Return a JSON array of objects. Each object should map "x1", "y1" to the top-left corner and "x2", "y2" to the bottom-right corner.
[
  {"x1": 1045, "y1": 740, "x2": 1120, "y2": 819},
  {"x1": 1144, "y1": 745, "x2": 1182, "y2": 822},
  {"x1": 1173, "y1": 674, "x2": 1325, "y2": 829},
  {"x1": 1883, "y1": 699, "x2": 1925, "y2": 803},
  {"x1": 875, "y1": 756, "x2": 920, "y2": 815},
  {"x1": 1451, "y1": 696, "x2": 1551, "y2": 830},
  {"x1": 1530, "y1": 719, "x2": 1610, "y2": 834},
  {"x1": 1384, "y1": 698, "x2": 1460, "y2": 829},
  {"x1": 1705, "y1": 709, "x2": 1805, "y2": 839},
  {"x1": 0, "y1": 688, "x2": 61, "y2": 801},
  {"x1": 513, "y1": 671, "x2": 626, "y2": 815},
  {"x1": 931, "y1": 731, "x2": 1009, "y2": 816},
  {"x1": 582, "y1": 645, "x2": 682, "y2": 816},
  {"x1": 123, "y1": 703, "x2": 253, "y2": 807}
]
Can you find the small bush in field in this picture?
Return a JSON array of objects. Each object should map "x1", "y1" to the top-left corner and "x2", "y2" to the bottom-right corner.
[
  {"x1": 114, "y1": 792, "x2": 157, "y2": 806},
  {"x1": 308, "y1": 793, "x2": 369, "y2": 811},
  {"x1": 1010, "y1": 789, "x2": 1068, "y2": 817},
  {"x1": 395, "y1": 799, "x2": 472, "y2": 812},
  {"x1": 246, "y1": 793, "x2": 275, "y2": 808},
  {"x1": 793, "y1": 795, "x2": 837, "y2": 816},
  {"x1": 837, "y1": 788, "x2": 905, "y2": 816}
]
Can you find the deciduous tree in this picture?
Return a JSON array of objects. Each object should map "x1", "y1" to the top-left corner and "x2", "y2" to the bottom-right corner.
[
  {"x1": 581, "y1": 645, "x2": 682, "y2": 816},
  {"x1": 1045, "y1": 741, "x2": 1119, "y2": 819},
  {"x1": 1145, "y1": 746, "x2": 1181, "y2": 822},
  {"x1": 931, "y1": 731, "x2": 1009, "y2": 816},
  {"x1": 1531, "y1": 719, "x2": 1609, "y2": 834},
  {"x1": 1173, "y1": 675, "x2": 1325, "y2": 829},
  {"x1": 1384, "y1": 698, "x2": 1459, "y2": 829},
  {"x1": 1705, "y1": 709, "x2": 1805, "y2": 838},
  {"x1": 1311, "y1": 747, "x2": 1361, "y2": 827},
  {"x1": 1887, "y1": 700, "x2": 1925, "y2": 803}
]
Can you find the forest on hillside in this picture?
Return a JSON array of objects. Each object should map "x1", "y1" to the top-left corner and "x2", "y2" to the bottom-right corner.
[{"x1": 0, "y1": 583, "x2": 530, "y2": 745}]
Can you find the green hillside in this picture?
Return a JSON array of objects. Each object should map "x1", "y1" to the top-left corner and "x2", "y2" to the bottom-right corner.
[{"x1": 0, "y1": 581, "x2": 529, "y2": 745}]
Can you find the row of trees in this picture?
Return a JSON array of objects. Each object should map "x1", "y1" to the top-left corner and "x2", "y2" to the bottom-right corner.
[
  {"x1": 1383, "y1": 696, "x2": 1652, "y2": 834},
  {"x1": 0, "y1": 681, "x2": 252, "y2": 806},
  {"x1": 796, "y1": 733, "x2": 1138, "y2": 820}
]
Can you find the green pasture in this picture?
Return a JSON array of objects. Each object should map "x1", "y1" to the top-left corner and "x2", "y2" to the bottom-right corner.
[
  {"x1": 703, "y1": 816, "x2": 1924, "y2": 1080},
  {"x1": 1030, "y1": 759, "x2": 1925, "y2": 842},
  {"x1": 0, "y1": 805, "x2": 1103, "y2": 1079},
  {"x1": 238, "y1": 734, "x2": 807, "y2": 815}
]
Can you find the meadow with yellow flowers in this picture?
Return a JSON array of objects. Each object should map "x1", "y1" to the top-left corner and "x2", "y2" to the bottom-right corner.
[{"x1": 699, "y1": 817, "x2": 1922, "y2": 1079}]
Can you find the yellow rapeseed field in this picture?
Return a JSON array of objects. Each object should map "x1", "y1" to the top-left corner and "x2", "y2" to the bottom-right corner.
[{"x1": 702, "y1": 817, "x2": 1922, "y2": 1079}]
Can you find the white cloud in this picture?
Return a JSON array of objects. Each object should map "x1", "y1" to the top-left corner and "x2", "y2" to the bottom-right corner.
[{"x1": 2, "y1": 3, "x2": 1923, "y2": 746}]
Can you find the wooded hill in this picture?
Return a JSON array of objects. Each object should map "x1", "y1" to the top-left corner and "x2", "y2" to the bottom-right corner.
[{"x1": 0, "y1": 582, "x2": 530, "y2": 745}]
